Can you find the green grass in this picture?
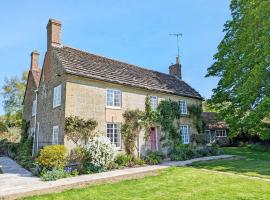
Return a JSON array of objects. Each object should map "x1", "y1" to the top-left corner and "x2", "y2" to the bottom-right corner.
[
  {"x1": 23, "y1": 146, "x2": 270, "y2": 200},
  {"x1": 24, "y1": 167, "x2": 270, "y2": 200},
  {"x1": 191, "y1": 146, "x2": 270, "y2": 179}
]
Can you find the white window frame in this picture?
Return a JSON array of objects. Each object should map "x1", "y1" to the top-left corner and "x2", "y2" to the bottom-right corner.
[
  {"x1": 53, "y1": 85, "x2": 62, "y2": 108},
  {"x1": 179, "y1": 100, "x2": 188, "y2": 115},
  {"x1": 180, "y1": 125, "x2": 189, "y2": 144},
  {"x1": 150, "y1": 96, "x2": 158, "y2": 110},
  {"x1": 32, "y1": 99, "x2": 37, "y2": 117},
  {"x1": 106, "y1": 123, "x2": 121, "y2": 149},
  {"x1": 215, "y1": 130, "x2": 227, "y2": 138},
  {"x1": 106, "y1": 89, "x2": 122, "y2": 109},
  {"x1": 52, "y1": 126, "x2": 59, "y2": 144}
]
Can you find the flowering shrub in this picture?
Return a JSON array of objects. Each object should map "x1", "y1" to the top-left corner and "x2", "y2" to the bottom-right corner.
[
  {"x1": 36, "y1": 145, "x2": 68, "y2": 170},
  {"x1": 84, "y1": 136, "x2": 116, "y2": 169}
]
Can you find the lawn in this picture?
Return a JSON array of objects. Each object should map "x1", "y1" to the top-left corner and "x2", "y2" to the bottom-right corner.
[
  {"x1": 24, "y1": 167, "x2": 270, "y2": 200},
  {"x1": 23, "y1": 146, "x2": 270, "y2": 200},
  {"x1": 191, "y1": 146, "x2": 270, "y2": 179}
]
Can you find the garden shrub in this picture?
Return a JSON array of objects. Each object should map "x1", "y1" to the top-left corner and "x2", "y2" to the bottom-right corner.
[
  {"x1": 36, "y1": 145, "x2": 68, "y2": 170},
  {"x1": 82, "y1": 162, "x2": 106, "y2": 174},
  {"x1": 115, "y1": 154, "x2": 145, "y2": 167},
  {"x1": 40, "y1": 168, "x2": 78, "y2": 181},
  {"x1": 84, "y1": 136, "x2": 116, "y2": 171},
  {"x1": 169, "y1": 144, "x2": 196, "y2": 161},
  {"x1": 144, "y1": 151, "x2": 164, "y2": 165},
  {"x1": 16, "y1": 138, "x2": 34, "y2": 169},
  {"x1": 69, "y1": 146, "x2": 86, "y2": 164}
]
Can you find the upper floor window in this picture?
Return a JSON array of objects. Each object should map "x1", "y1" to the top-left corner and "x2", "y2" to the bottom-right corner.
[
  {"x1": 107, "y1": 123, "x2": 121, "y2": 149},
  {"x1": 52, "y1": 126, "x2": 59, "y2": 144},
  {"x1": 106, "y1": 89, "x2": 121, "y2": 108},
  {"x1": 32, "y1": 99, "x2": 37, "y2": 117},
  {"x1": 150, "y1": 96, "x2": 158, "y2": 110},
  {"x1": 180, "y1": 125, "x2": 189, "y2": 144},
  {"x1": 215, "y1": 130, "x2": 227, "y2": 137},
  {"x1": 179, "y1": 100, "x2": 188, "y2": 115},
  {"x1": 53, "y1": 85, "x2": 62, "y2": 108}
]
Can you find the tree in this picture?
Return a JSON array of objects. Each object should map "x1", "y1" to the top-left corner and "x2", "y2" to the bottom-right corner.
[
  {"x1": 1, "y1": 71, "x2": 28, "y2": 127},
  {"x1": 65, "y1": 116, "x2": 98, "y2": 146},
  {"x1": 206, "y1": 0, "x2": 270, "y2": 139}
]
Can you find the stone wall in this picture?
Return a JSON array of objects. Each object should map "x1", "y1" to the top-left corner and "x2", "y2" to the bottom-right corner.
[
  {"x1": 35, "y1": 50, "x2": 66, "y2": 152},
  {"x1": 64, "y1": 75, "x2": 202, "y2": 155}
]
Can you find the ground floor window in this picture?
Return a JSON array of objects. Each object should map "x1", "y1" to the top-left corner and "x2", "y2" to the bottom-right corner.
[
  {"x1": 215, "y1": 130, "x2": 227, "y2": 137},
  {"x1": 107, "y1": 123, "x2": 121, "y2": 148},
  {"x1": 180, "y1": 125, "x2": 189, "y2": 144},
  {"x1": 52, "y1": 126, "x2": 59, "y2": 144}
]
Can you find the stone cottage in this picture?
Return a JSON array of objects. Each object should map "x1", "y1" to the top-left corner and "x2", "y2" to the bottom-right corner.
[{"x1": 23, "y1": 19, "x2": 203, "y2": 156}]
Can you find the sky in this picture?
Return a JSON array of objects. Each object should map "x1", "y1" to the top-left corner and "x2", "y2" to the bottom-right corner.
[{"x1": 0, "y1": 0, "x2": 231, "y2": 115}]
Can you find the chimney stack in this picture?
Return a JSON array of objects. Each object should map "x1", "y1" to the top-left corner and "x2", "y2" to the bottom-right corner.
[
  {"x1": 47, "y1": 19, "x2": 62, "y2": 50},
  {"x1": 169, "y1": 56, "x2": 182, "y2": 79},
  {"x1": 30, "y1": 50, "x2": 40, "y2": 70}
]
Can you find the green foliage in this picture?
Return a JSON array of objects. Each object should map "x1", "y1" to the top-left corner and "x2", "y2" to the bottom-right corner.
[
  {"x1": 16, "y1": 138, "x2": 34, "y2": 169},
  {"x1": 65, "y1": 116, "x2": 98, "y2": 145},
  {"x1": 115, "y1": 154, "x2": 145, "y2": 167},
  {"x1": 170, "y1": 144, "x2": 196, "y2": 161},
  {"x1": 69, "y1": 146, "x2": 86, "y2": 164},
  {"x1": 40, "y1": 168, "x2": 78, "y2": 181},
  {"x1": 82, "y1": 162, "x2": 106, "y2": 174},
  {"x1": 0, "y1": 121, "x2": 8, "y2": 132},
  {"x1": 188, "y1": 104, "x2": 206, "y2": 134},
  {"x1": 206, "y1": 0, "x2": 270, "y2": 139},
  {"x1": 36, "y1": 145, "x2": 68, "y2": 170},
  {"x1": 1, "y1": 71, "x2": 27, "y2": 127},
  {"x1": 144, "y1": 151, "x2": 164, "y2": 165},
  {"x1": 121, "y1": 109, "x2": 144, "y2": 155},
  {"x1": 157, "y1": 99, "x2": 181, "y2": 147},
  {"x1": 142, "y1": 95, "x2": 160, "y2": 140}
]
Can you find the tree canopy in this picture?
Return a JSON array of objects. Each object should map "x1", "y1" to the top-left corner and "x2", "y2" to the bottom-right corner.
[
  {"x1": 1, "y1": 71, "x2": 27, "y2": 127},
  {"x1": 206, "y1": 0, "x2": 270, "y2": 138}
]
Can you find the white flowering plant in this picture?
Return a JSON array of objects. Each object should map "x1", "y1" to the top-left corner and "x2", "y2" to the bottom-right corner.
[{"x1": 84, "y1": 136, "x2": 117, "y2": 169}]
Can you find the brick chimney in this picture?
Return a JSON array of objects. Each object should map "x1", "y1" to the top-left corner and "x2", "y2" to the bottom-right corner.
[
  {"x1": 30, "y1": 50, "x2": 40, "y2": 70},
  {"x1": 169, "y1": 56, "x2": 182, "y2": 79},
  {"x1": 47, "y1": 19, "x2": 62, "y2": 49}
]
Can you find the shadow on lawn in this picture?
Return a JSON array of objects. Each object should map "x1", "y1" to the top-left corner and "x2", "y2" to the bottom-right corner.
[{"x1": 190, "y1": 147, "x2": 270, "y2": 178}]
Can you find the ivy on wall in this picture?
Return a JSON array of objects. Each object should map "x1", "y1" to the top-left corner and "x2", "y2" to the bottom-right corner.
[
  {"x1": 157, "y1": 99, "x2": 181, "y2": 147},
  {"x1": 188, "y1": 104, "x2": 206, "y2": 134}
]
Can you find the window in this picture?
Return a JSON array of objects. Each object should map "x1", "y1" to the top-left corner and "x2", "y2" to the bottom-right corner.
[
  {"x1": 106, "y1": 89, "x2": 121, "y2": 108},
  {"x1": 215, "y1": 130, "x2": 227, "y2": 137},
  {"x1": 180, "y1": 125, "x2": 189, "y2": 144},
  {"x1": 179, "y1": 100, "x2": 187, "y2": 115},
  {"x1": 150, "y1": 96, "x2": 158, "y2": 110},
  {"x1": 53, "y1": 85, "x2": 62, "y2": 108},
  {"x1": 52, "y1": 126, "x2": 59, "y2": 144},
  {"x1": 107, "y1": 123, "x2": 121, "y2": 148},
  {"x1": 32, "y1": 99, "x2": 37, "y2": 116}
]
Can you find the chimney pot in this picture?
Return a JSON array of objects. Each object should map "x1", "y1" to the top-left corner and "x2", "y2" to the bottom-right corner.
[
  {"x1": 30, "y1": 50, "x2": 40, "y2": 70},
  {"x1": 47, "y1": 18, "x2": 62, "y2": 49}
]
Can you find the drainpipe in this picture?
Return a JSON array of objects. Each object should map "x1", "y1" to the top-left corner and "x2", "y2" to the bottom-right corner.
[{"x1": 32, "y1": 89, "x2": 38, "y2": 156}]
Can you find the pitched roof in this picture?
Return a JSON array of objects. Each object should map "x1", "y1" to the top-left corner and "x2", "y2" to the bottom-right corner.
[
  {"x1": 202, "y1": 112, "x2": 228, "y2": 130},
  {"x1": 53, "y1": 46, "x2": 203, "y2": 99}
]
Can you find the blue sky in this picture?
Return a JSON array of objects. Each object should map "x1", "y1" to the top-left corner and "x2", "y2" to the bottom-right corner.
[{"x1": 0, "y1": 0, "x2": 230, "y2": 115}]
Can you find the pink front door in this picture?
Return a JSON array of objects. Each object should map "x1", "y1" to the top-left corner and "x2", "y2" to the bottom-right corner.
[{"x1": 151, "y1": 127, "x2": 157, "y2": 151}]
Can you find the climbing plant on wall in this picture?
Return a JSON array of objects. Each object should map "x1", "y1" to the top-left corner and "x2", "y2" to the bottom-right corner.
[
  {"x1": 188, "y1": 104, "x2": 206, "y2": 134},
  {"x1": 157, "y1": 99, "x2": 181, "y2": 147},
  {"x1": 121, "y1": 109, "x2": 144, "y2": 155}
]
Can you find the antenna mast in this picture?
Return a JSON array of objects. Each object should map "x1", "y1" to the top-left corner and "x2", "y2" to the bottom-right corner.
[{"x1": 169, "y1": 33, "x2": 183, "y2": 59}]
